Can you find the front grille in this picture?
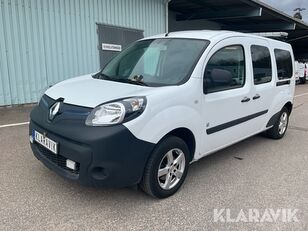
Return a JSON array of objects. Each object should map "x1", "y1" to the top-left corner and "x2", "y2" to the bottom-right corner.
[{"x1": 36, "y1": 144, "x2": 80, "y2": 175}]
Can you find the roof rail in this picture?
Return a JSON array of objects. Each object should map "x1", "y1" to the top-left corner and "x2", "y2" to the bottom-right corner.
[{"x1": 250, "y1": 32, "x2": 288, "y2": 38}]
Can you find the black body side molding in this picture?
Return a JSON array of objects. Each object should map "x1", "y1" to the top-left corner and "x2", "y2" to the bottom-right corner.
[
  {"x1": 206, "y1": 110, "x2": 268, "y2": 135},
  {"x1": 276, "y1": 80, "x2": 290, "y2": 86}
]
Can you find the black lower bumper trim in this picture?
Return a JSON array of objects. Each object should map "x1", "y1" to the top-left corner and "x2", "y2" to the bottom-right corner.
[
  {"x1": 29, "y1": 100, "x2": 155, "y2": 187},
  {"x1": 35, "y1": 144, "x2": 80, "y2": 175}
]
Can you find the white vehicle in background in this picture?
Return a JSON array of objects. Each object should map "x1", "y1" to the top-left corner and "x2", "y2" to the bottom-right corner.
[
  {"x1": 305, "y1": 63, "x2": 307, "y2": 82},
  {"x1": 295, "y1": 61, "x2": 307, "y2": 84},
  {"x1": 294, "y1": 61, "x2": 300, "y2": 82}
]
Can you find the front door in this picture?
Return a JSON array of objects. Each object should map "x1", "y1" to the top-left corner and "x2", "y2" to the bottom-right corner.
[
  {"x1": 97, "y1": 24, "x2": 143, "y2": 68},
  {"x1": 201, "y1": 37, "x2": 261, "y2": 156}
]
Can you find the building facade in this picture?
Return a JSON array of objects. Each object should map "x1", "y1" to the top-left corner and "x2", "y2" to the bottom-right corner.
[
  {"x1": 2, "y1": 0, "x2": 308, "y2": 106},
  {"x1": 0, "y1": 0, "x2": 166, "y2": 106}
]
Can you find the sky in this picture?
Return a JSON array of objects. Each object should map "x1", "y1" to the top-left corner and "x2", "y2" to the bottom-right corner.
[{"x1": 261, "y1": 0, "x2": 308, "y2": 23}]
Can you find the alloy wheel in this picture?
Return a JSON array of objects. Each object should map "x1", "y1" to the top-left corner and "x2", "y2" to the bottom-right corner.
[{"x1": 157, "y1": 148, "x2": 186, "y2": 190}]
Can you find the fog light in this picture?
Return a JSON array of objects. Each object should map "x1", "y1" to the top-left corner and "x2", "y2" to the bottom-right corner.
[
  {"x1": 91, "y1": 167, "x2": 107, "y2": 180},
  {"x1": 29, "y1": 135, "x2": 34, "y2": 143},
  {"x1": 66, "y1": 159, "x2": 76, "y2": 170}
]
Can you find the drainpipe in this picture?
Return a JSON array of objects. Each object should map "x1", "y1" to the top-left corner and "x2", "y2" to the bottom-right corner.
[{"x1": 165, "y1": 0, "x2": 171, "y2": 33}]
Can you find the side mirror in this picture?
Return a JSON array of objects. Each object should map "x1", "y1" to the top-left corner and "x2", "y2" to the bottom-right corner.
[
  {"x1": 204, "y1": 68, "x2": 232, "y2": 94},
  {"x1": 211, "y1": 68, "x2": 232, "y2": 84}
]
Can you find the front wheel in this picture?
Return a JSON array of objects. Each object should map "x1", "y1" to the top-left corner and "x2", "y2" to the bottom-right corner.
[
  {"x1": 140, "y1": 136, "x2": 190, "y2": 198},
  {"x1": 266, "y1": 107, "x2": 289, "y2": 139}
]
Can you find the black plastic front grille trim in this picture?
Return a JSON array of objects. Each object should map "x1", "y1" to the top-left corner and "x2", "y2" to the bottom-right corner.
[{"x1": 35, "y1": 143, "x2": 80, "y2": 175}]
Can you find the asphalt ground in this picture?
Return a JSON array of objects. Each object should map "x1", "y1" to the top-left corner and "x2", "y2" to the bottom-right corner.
[{"x1": 0, "y1": 85, "x2": 307, "y2": 230}]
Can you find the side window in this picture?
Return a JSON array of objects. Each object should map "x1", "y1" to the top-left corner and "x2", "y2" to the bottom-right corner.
[
  {"x1": 251, "y1": 45, "x2": 272, "y2": 84},
  {"x1": 274, "y1": 49, "x2": 293, "y2": 79},
  {"x1": 204, "y1": 45, "x2": 245, "y2": 94}
]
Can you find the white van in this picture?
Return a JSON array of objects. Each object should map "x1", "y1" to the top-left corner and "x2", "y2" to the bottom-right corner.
[
  {"x1": 294, "y1": 61, "x2": 300, "y2": 82},
  {"x1": 303, "y1": 63, "x2": 308, "y2": 83},
  {"x1": 29, "y1": 31, "x2": 295, "y2": 198},
  {"x1": 295, "y1": 61, "x2": 307, "y2": 84}
]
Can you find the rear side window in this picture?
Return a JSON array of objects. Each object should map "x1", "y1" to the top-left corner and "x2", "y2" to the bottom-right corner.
[
  {"x1": 204, "y1": 45, "x2": 245, "y2": 93},
  {"x1": 251, "y1": 45, "x2": 272, "y2": 84},
  {"x1": 274, "y1": 49, "x2": 293, "y2": 79}
]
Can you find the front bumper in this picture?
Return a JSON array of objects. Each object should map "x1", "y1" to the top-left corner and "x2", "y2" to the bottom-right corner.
[{"x1": 29, "y1": 95, "x2": 155, "y2": 187}]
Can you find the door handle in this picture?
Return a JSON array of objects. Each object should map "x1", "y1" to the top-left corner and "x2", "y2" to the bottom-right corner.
[
  {"x1": 253, "y1": 94, "x2": 261, "y2": 100},
  {"x1": 241, "y1": 97, "x2": 250, "y2": 103}
]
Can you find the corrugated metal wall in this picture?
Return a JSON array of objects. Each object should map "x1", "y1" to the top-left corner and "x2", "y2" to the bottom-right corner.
[{"x1": 0, "y1": 0, "x2": 166, "y2": 106}]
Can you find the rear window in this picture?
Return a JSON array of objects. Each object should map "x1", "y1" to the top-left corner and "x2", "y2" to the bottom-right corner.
[
  {"x1": 274, "y1": 49, "x2": 293, "y2": 79},
  {"x1": 251, "y1": 45, "x2": 272, "y2": 84}
]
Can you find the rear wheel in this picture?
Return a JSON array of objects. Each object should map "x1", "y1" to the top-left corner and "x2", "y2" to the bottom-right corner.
[
  {"x1": 140, "y1": 136, "x2": 190, "y2": 198},
  {"x1": 266, "y1": 107, "x2": 289, "y2": 139},
  {"x1": 300, "y1": 77, "x2": 306, "y2": 84}
]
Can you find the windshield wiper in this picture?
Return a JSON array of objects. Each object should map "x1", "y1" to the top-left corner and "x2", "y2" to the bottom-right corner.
[
  {"x1": 93, "y1": 73, "x2": 148, "y2": 86},
  {"x1": 93, "y1": 72, "x2": 114, "y2": 81},
  {"x1": 116, "y1": 78, "x2": 148, "y2": 86}
]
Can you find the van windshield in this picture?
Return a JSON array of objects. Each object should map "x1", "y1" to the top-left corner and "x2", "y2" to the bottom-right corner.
[{"x1": 95, "y1": 38, "x2": 209, "y2": 87}]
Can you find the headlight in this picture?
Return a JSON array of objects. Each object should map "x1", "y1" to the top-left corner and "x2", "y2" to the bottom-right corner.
[{"x1": 85, "y1": 97, "x2": 146, "y2": 126}]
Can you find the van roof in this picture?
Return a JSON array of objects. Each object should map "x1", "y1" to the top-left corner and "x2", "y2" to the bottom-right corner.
[
  {"x1": 146, "y1": 30, "x2": 237, "y2": 40},
  {"x1": 144, "y1": 30, "x2": 291, "y2": 48}
]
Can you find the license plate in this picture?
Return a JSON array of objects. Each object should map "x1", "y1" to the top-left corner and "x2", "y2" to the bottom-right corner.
[{"x1": 33, "y1": 130, "x2": 58, "y2": 154}]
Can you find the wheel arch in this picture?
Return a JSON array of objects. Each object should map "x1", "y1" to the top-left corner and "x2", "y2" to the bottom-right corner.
[
  {"x1": 266, "y1": 101, "x2": 293, "y2": 128},
  {"x1": 160, "y1": 127, "x2": 196, "y2": 162},
  {"x1": 284, "y1": 101, "x2": 293, "y2": 114}
]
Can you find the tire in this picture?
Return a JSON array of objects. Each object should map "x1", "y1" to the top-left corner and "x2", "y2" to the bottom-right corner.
[
  {"x1": 300, "y1": 77, "x2": 306, "y2": 84},
  {"x1": 266, "y1": 107, "x2": 289, "y2": 139},
  {"x1": 140, "y1": 136, "x2": 190, "y2": 198}
]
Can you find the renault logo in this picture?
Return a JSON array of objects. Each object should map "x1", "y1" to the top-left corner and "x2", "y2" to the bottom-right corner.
[{"x1": 49, "y1": 101, "x2": 61, "y2": 120}]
